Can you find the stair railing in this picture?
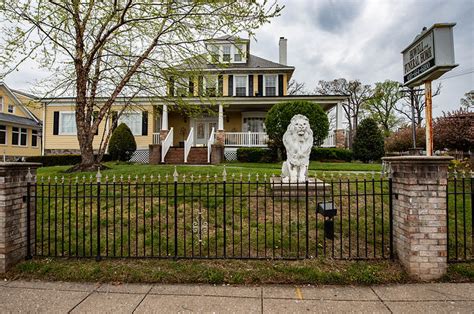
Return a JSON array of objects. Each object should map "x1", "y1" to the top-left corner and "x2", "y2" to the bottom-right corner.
[
  {"x1": 161, "y1": 127, "x2": 174, "y2": 163},
  {"x1": 207, "y1": 127, "x2": 215, "y2": 163},
  {"x1": 184, "y1": 127, "x2": 194, "y2": 163}
]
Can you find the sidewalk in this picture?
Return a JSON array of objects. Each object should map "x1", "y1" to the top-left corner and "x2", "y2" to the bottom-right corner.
[{"x1": 0, "y1": 280, "x2": 473, "y2": 313}]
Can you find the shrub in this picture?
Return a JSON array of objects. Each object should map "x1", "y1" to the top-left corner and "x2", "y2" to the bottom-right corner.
[
  {"x1": 236, "y1": 147, "x2": 277, "y2": 163},
  {"x1": 384, "y1": 127, "x2": 426, "y2": 152},
  {"x1": 310, "y1": 148, "x2": 353, "y2": 162},
  {"x1": 265, "y1": 100, "x2": 329, "y2": 157},
  {"x1": 108, "y1": 123, "x2": 137, "y2": 161},
  {"x1": 433, "y1": 109, "x2": 474, "y2": 151},
  {"x1": 25, "y1": 154, "x2": 111, "y2": 167},
  {"x1": 353, "y1": 118, "x2": 385, "y2": 162}
]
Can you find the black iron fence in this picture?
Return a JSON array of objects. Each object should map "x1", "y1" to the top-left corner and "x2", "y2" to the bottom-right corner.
[
  {"x1": 447, "y1": 172, "x2": 473, "y2": 262},
  {"x1": 28, "y1": 169, "x2": 393, "y2": 260}
]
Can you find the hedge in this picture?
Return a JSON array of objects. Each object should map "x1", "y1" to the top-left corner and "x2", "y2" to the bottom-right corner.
[
  {"x1": 25, "y1": 154, "x2": 112, "y2": 167},
  {"x1": 236, "y1": 148, "x2": 278, "y2": 163},
  {"x1": 310, "y1": 148, "x2": 353, "y2": 162}
]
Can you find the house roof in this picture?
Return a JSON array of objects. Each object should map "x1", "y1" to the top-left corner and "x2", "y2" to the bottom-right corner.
[
  {"x1": 0, "y1": 83, "x2": 41, "y2": 123},
  {"x1": 176, "y1": 54, "x2": 294, "y2": 72},
  {"x1": 0, "y1": 112, "x2": 41, "y2": 128},
  {"x1": 207, "y1": 35, "x2": 250, "y2": 42}
]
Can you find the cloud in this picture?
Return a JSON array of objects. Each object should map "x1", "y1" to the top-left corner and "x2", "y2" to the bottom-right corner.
[{"x1": 316, "y1": 0, "x2": 364, "y2": 33}]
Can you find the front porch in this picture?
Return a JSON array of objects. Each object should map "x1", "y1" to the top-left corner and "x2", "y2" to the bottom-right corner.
[{"x1": 147, "y1": 95, "x2": 347, "y2": 164}]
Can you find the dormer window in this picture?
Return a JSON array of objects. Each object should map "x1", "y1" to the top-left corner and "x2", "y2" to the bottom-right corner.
[
  {"x1": 209, "y1": 45, "x2": 219, "y2": 63},
  {"x1": 222, "y1": 45, "x2": 231, "y2": 62},
  {"x1": 234, "y1": 44, "x2": 245, "y2": 62},
  {"x1": 8, "y1": 104, "x2": 14, "y2": 114}
]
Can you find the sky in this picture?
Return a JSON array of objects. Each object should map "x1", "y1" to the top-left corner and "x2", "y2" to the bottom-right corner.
[{"x1": 3, "y1": 0, "x2": 473, "y2": 119}]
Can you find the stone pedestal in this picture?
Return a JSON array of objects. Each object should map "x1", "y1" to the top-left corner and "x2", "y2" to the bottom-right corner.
[
  {"x1": 383, "y1": 156, "x2": 452, "y2": 281},
  {"x1": 215, "y1": 130, "x2": 225, "y2": 146},
  {"x1": 0, "y1": 163, "x2": 41, "y2": 273},
  {"x1": 159, "y1": 129, "x2": 169, "y2": 142},
  {"x1": 149, "y1": 144, "x2": 162, "y2": 165},
  {"x1": 334, "y1": 129, "x2": 346, "y2": 148}
]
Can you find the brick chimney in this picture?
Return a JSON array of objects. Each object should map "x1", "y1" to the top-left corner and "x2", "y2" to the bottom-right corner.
[{"x1": 279, "y1": 37, "x2": 287, "y2": 65}]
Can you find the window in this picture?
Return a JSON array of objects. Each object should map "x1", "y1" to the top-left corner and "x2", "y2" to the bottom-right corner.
[
  {"x1": 234, "y1": 75, "x2": 247, "y2": 96},
  {"x1": 8, "y1": 104, "x2": 14, "y2": 114},
  {"x1": 204, "y1": 75, "x2": 218, "y2": 96},
  {"x1": 175, "y1": 76, "x2": 188, "y2": 97},
  {"x1": 234, "y1": 44, "x2": 245, "y2": 62},
  {"x1": 0, "y1": 97, "x2": 3, "y2": 112},
  {"x1": 31, "y1": 129, "x2": 38, "y2": 147},
  {"x1": 0, "y1": 125, "x2": 6, "y2": 145},
  {"x1": 242, "y1": 112, "x2": 266, "y2": 133},
  {"x1": 119, "y1": 112, "x2": 142, "y2": 135},
  {"x1": 12, "y1": 127, "x2": 27, "y2": 146},
  {"x1": 264, "y1": 75, "x2": 277, "y2": 96},
  {"x1": 208, "y1": 44, "x2": 219, "y2": 63},
  {"x1": 222, "y1": 45, "x2": 231, "y2": 62},
  {"x1": 59, "y1": 112, "x2": 77, "y2": 135}
]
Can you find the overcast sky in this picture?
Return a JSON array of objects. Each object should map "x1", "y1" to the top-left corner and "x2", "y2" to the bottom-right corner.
[
  {"x1": 251, "y1": 0, "x2": 473, "y2": 117},
  {"x1": 3, "y1": 0, "x2": 473, "y2": 118}
]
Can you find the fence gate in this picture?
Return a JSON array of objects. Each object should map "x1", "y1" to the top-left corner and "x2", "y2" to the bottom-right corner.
[{"x1": 29, "y1": 170, "x2": 393, "y2": 260}]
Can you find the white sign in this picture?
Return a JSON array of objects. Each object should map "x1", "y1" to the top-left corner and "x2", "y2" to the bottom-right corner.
[{"x1": 401, "y1": 23, "x2": 457, "y2": 87}]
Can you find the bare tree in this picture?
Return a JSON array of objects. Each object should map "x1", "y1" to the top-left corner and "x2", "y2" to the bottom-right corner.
[
  {"x1": 0, "y1": 1, "x2": 281, "y2": 170},
  {"x1": 287, "y1": 79, "x2": 308, "y2": 95},
  {"x1": 460, "y1": 90, "x2": 474, "y2": 110},
  {"x1": 396, "y1": 83, "x2": 442, "y2": 126},
  {"x1": 315, "y1": 78, "x2": 373, "y2": 148}
]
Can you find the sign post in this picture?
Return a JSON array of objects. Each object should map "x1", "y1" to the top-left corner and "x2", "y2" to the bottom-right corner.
[{"x1": 402, "y1": 23, "x2": 457, "y2": 156}]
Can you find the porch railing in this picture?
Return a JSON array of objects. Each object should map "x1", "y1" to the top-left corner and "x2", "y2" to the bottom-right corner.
[
  {"x1": 224, "y1": 132, "x2": 268, "y2": 147},
  {"x1": 153, "y1": 133, "x2": 160, "y2": 144},
  {"x1": 207, "y1": 127, "x2": 215, "y2": 163},
  {"x1": 161, "y1": 127, "x2": 174, "y2": 163},
  {"x1": 184, "y1": 127, "x2": 194, "y2": 163},
  {"x1": 321, "y1": 131, "x2": 336, "y2": 147}
]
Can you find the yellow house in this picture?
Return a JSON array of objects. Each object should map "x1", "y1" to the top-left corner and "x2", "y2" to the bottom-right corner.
[
  {"x1": 0, "y1": 83, "x2": 42, "y2": 160},
  {"x1": 16, "y1": 36, "x2": 348, "y2": 164}
]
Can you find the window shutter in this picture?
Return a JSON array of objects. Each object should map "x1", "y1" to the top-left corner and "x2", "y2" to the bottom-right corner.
[
  {"x1": 218, "y1": 75, "x2": 223, "y2": 96},
  {"x1": 258, "y1": 75, "x2": 263, "y2": 96},
  {"x1": 278, "y1": 74, "x2": 284, "y2": 96},
  {"x1": 169, "y1": 77, "x2": 175, "y2": 96},
  {"x1": 189, "y1": 77, "x2": 194, "y2": 95},
  {"x1": 53, "y1": 111, "x2": 59, "y2": 135},
  {"x1": 93, "y1": 111, "x2": 99, "y2": 135},
  {"x1": 198, "y1": 76, "x2": 204, "y2": 96},
  {"x1": 228, "y1": 75, "x2": 233, "y2": 96},
  {"x1": 248, "y1": 75, "x2": 254, "y2": 96},
  {"x1": 111, "y1": 111, "x2": 118, "y2": 131},
  {"x1": 142, "y1": 111, "x2": 148, "y2": 136}
]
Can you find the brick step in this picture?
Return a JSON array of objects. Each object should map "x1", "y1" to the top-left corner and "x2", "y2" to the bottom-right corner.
[{"x1": 163, "y1": 147, "x2": 208, "y2": 164}]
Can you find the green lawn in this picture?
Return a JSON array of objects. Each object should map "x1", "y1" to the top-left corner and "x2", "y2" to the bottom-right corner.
[{"x1": 37, "y1": 161, "x2": 383, "y2": 179}]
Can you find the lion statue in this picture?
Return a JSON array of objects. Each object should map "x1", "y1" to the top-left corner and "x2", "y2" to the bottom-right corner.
[{"x1": 281, "y1": 114, "x2": 313, "y2": 183}]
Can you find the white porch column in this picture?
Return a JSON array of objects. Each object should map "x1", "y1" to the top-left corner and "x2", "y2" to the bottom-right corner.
[
  {"x1": 161, "y1": 104, "x2": 168, "y2": 131},
  {"x1": 335, "y1": 102, "x2": 343, "y2": 130},
  {"x1": 218, "y1": 104, "x2": 224, "y2": 131}
]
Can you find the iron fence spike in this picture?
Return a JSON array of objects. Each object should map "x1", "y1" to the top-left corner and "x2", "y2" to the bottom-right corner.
[{"x1": 173, "y1": 166, "x2": 178, "y2": 182}]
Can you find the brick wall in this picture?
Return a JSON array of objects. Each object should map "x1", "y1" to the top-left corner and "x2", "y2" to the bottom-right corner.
[
  {"x1": 0, "y1": 163, "x2": 40, "y2": 273},
  {"x1": 383, "y1": 156, "x2": 452, "y2": 280}
]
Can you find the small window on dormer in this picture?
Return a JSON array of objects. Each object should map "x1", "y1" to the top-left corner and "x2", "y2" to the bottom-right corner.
[
  {"x1": 209, "y1": 45, "x2": 219, "y2": 63},
  {"x1": 223, "y1": 45, "x2": 231, "y2": 62},
  {"x1": 234, "y1": 44, "x2": 245, "y2": 62},
  {"x1": 8, "y1": 104, "x2": 14, "y2": 114}
]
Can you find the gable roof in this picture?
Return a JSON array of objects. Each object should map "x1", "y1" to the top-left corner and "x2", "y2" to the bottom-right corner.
[{"x1": 0, "y1": 82, "x2": 40, "y2": 123}]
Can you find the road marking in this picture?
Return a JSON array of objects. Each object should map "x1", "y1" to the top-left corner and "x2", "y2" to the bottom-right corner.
[{"x1": 295, "y1": 287, "x2": 303, "y2": 300}]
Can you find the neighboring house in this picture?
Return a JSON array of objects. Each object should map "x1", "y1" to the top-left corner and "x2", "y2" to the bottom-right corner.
[
  {"x1": 9, "y1": 36, "x2": 348, "y2": 163},
  {"x1": 0, "y1": 83, "x2": 42, "y2": 161}
]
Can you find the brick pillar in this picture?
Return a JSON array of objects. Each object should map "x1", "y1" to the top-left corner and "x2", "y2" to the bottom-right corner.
[
  {"x1": 334, "y1": 129, "x2": 346, "y2": 148},
  {"x1": 215, "y1": 130, "x2": 225, "y2": 146},
  {"x1": 149, "y1": 144, "x2": 162, "y2": 165},
  {"x1": 383, "y1": 156, "x2": 452, "y2": 280},
  {"x1": 0, "y1": 163, "x2": 41, "y2": 273}
]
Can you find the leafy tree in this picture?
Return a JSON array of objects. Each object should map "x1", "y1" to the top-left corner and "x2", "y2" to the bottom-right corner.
[
  {"x1": 265, "y1": 100, "x2": 329, "y2": 157},
  {"x1": 460, "y1": 90, "x2": 474, "y2": 110},
  {"x1": 315, "y1": 78, "x2": 373, "y2": 148},
  {"x1": 0, "y1": 1, "x2": 281, "y2": 170},
  {"x1": 384, "y1": 127, "x2": 426, "y2": 152},
  {"x1": 108, "y1": 123, "x2": 137, "y2": 162},
  {"x1": 365, "y1": 80, "x2": 403, "y2": 136},
  {"x1": 352, "y1": 118, "x2": 384, "y2": 162},
  {"x1": 433, "y1": 109, "x2": 473, "y2": 151}
]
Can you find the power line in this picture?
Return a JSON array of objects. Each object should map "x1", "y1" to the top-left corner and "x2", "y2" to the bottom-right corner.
[{"x1": 437, "y1": 69, "x2": 474, "y2": 81}]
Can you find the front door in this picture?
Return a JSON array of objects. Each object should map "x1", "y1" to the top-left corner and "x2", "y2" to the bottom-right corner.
[{"x1": 194, "y1": 118, "x2": 218, "y2": 146}]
